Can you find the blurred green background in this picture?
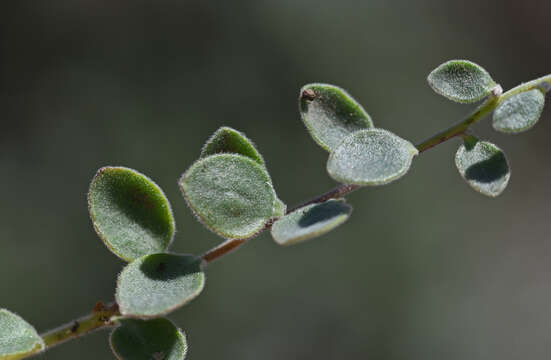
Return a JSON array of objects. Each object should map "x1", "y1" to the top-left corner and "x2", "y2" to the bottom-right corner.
[{"x1": 2, "y1": 1, "x2": 551, "y2": 359}]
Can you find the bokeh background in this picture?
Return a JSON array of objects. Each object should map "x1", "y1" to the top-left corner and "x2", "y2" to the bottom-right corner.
[{"x1": 2, "y1": 1, "x2": 551, "y2": 359}]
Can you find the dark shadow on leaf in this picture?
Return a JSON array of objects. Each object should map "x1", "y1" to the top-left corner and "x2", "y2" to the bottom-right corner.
[
  {"x1": 465, "y1": 152, "x2": 509, "y2": 183},
  {"x1": 113, "y1": 318, "x2": 180, "y2": 359},
  {"x1": 139, "y1": 253, "x2": 201, "y2": 281},
  {"x1": 298, "y1": 201, "x2": 350, "y2": 228}
]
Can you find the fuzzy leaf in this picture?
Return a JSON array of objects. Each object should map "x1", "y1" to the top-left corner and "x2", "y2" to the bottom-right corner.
[
  {"x1": 299, "y1": 83, "x2": 373, "y2": 152},
  {"x1": 0, "y1": 309, "x2": 44, "y2": 360},
  {"x1": 88, "y1": 167, "x2": 175, "y2": 262},
  {"x1": 110, "y1": 318, "x2": 187, "y2": 360},
  {"x1": 179, "y1": 154, "x2": 276, "y2": 239},
  {"x1": 271, "y1": 200, "x2": 352, "y2": 246},
  {"x1": 455, "y1": 136, "x2": 510, "y2": 197},
  {"x1": 117, "y1": 253, "x2": 205, "y2": 318},
  {"x1": 327, "y1": 129, "x2": 418, "y2": 186},
  {"x1": 200, "y1": 126, "x2": 264, "y2": 166},
  {"x1": 428, "y1": 60, "x2": 496, "y2": 103},
  {"x1": 493, "y1": 89, "x2": 545, "y2": 133},
  {"x1": 273, "y1": 198, "x2": 287, "y2": 218}
]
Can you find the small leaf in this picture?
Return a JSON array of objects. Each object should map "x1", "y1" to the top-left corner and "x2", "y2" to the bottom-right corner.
[
  {"x1": 455, "y1": 136, "x2": 510, "y2": 197},
  {"x1": 117, "y1": 253, "x2": 205, "y2": 318},
  {"x1": 299, "y1": 83, "x2": 373, "y2": 152},
  {"x1": 428, "y1": 60, "x2": 496, "y2": 103},
  {"x1": 179, "y1": 154, "x2": 276, "y2": 239},
  {"x1": 110, "y1": 318, "x2": 187, "y2": 360},
  {"x1": 493, "y1": 89, "x2": 545, "y2": 133},
  {"x1": 200, "y1": 126, "x2": 264, "y2": 166},
  {"x1": 273, "y1": 198, "x2": 287, "y2": 218},
  {"x1": 0, "y1": 309, "x2": 44, "y2": 360},
  {"x1": 271, "y1": 200, "x2": 352, "y2": 246},
  {"x1": 327, "y1": 128, "x2": 418, "y2": 186},
  {"x1": 88, "y1": 167, "x2": 175, "y2": 262}
]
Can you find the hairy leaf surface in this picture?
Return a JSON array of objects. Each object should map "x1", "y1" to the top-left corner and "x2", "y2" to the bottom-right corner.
[
  {"x1": 428, "y1": 60, "x2": 496, "y2": 103},
  {"x1": 327, "y1": 129, "x2": 418, "y2": 185},
  {"x1": 88, "y1": 167, "x2": 175, "y2": 262},
  {"x1": 271, "y1": 200, "x2": 352, "y2": 246},
  {"x1": 299, "y1": 83, "x2": 373, "y2": 151},
  {"x1": 110, "y1": 318, "x2": 187, "y2": 360},
  {"x1": 117, "y1": 254, "x2": 205, "y2": 317},
  {"x1": 493, "y1": 89, "x2": 545, "y2": 133},
  {"x1": 455, "y1": 136, "x2": 510, "y2": 197}
]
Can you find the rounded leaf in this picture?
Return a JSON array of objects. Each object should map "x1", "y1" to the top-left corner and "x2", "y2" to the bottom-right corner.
[
  {"x1": 455, "y1": 136, "x2": 510, "y2": 197},
  {"x1": 117, "y1": 253, "x2": 205, "y2": 318},
  {"x1": 428, "y1": 60, "x2": 496, "y2": 103},
  {"x1": 200, "y1": 126, "x2": 264, "y2": 166},
  {"x1": 88, "y1": 167, "x2": 175, "y2": 262},
  {"x1": 179, "y1": 154, "x2": 276, "y2": 239},
  {"x1": 299, "y1": 83, "x2": 373, "y2": 152},
  {"x1": 0, "y1": 309, "x2": 44, "y2": 359},
  {"x1": 271, "y1": 199, "x2": 352, "y2": 246},
  {"x1": 493, "y1": 89, "x2": 545, "y2": 133},
  {"x1": 327, "y1": 128, "x2": 418, "y2": 186},
  {"x1": 110, "y1": 318, "x2": 187, "y2": 360}
]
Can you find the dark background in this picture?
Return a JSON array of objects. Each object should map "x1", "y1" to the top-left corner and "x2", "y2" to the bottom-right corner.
[{"x1": 2, "y1": 1, "x2": 551, "y2": 359}]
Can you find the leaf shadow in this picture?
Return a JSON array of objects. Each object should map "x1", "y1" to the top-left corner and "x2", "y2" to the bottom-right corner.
[
  {"x1": 465, "y1": 152, "x2": 509, "y2": 183},
  {"x1": 139, "y1": 253, "x2": 201, "y2": 281},
  {"x1": 297, "y1": 201, "x2": 350, "y2": 228}
]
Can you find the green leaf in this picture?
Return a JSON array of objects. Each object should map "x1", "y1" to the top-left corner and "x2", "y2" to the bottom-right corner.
[
  {"x1": 427, "y1": 60, "x2": 496, "y2": 103},
  {"x1": 493, "y1": 89, "x2": 545, "y2": 133},
  {"x1": 299, "y1": 83, "x2": 373, "y2": 152},
  {"x1": 327, "y1": 128, "x2": 418, "y2": 186},
  {"x1": 273, "y1": 198, "x2": 287, "y2": 218},
  {"x1": 88, "y1": 167, "x2": 175, "y2": 262},
  {"x1": 0, "y1": 309, "x2": 44, "y2": 360},
  {"x1": 117, "y1": 253, "x2": 205, "y2": 318},
  {"x1": 200, "y1": 126, "x2": 264, "y2": 166},
  {"x1": 271, "y1": 199, "x2": 352, "y2": 246},
  {"x1": 455, "y1": 136, "x2": 510, "y2": 197},
  {"x1": 179, "y1": 154, "x2": 276, "y2": 239},
  {"x1": 110, "y1": 318, "x2": 187, "y2": 360}
]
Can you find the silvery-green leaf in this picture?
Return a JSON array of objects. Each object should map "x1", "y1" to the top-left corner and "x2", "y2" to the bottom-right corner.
[
  {"x1": 88, "y1": 167, "x2": 175, "y2": 262},
  {"x1": 0, "y1": 309, "x2": 44, "y2": 359},
  {"x1": 493, "y1": 89, "x2": 545, "y2": 133},
  {"x1": 116, "y1": 253, "x2": 205, "y2": 318},
  {"x1": 200, "y1": 126, "x2": 264, "y2": 166},
  {"x1": 327, "y1": 128, "x2": 418, "y2": 186},
  {"x1": 271, "y1": 200, "x2": 352, "y2": 246},
  {"x1": 299, "y1": 83, "x2": 373, "y2": 152},
  {"x1": 428, "y1": 60, "x2": 496, "y2": 103},
  {"x1": 179, "y1": 154, "x2": 276, "y2": 239},
  {"x1": 273, "y1": 198, "x2": 287, "y2": 218},
  {"x1": 110, "y1": 318, "x2": 187, "y2": 360},
  {"x1": 455, "y1": 136, "x2": 510, "y2": 197}
]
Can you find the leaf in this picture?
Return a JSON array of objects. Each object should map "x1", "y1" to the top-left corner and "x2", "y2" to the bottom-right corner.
[
  {"x1": 88, "y1": 167, "x2": 175, "y2": 262},
  {"x1": 271, "y1": 199, "x2": 352, "y2": 246},
  {"x1": 110, "y1": 318, "x2": 187, "y2": 360},
  {"x1": 0, "y1": 309, "x2": 44, "y2": 360},
  {"x1": 327, "y1": 128, "x2": 418, "y2": 186},
  {"x1": 179, "y1": 154, "x2": 276, "y2": 239},
  {"x1": 455, "y1": 136, "x2": 510, "y2": 197},
  {"x1": 200, "y1": 126, "x2": 264, "y2": 166},
  {"x1": 117, "y1": 253, "x2": 205, "y2": 318},
  {"x1": 299, "y1": 83, "x2": 373, "y2": 152},
  {"x1": 427, "y1": 60, "x2": 496, "y2": 103},
  {"x1": 493, "y1": 89, "x2": 546, "y2": 133},
  {"x1": 273, "y1": 198, "x2": 287, "y2": 218}
]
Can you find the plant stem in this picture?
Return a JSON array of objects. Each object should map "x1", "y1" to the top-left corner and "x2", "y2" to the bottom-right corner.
[
  {"x1": 201, "y1": 74, "x2": 551, "y2": 265},
  {"x1": 29, "y1": 74, "x2": 551, "y2": 357},
  {"x1": 37, "y1": 302, "x2": 120, "y2": 354}
]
